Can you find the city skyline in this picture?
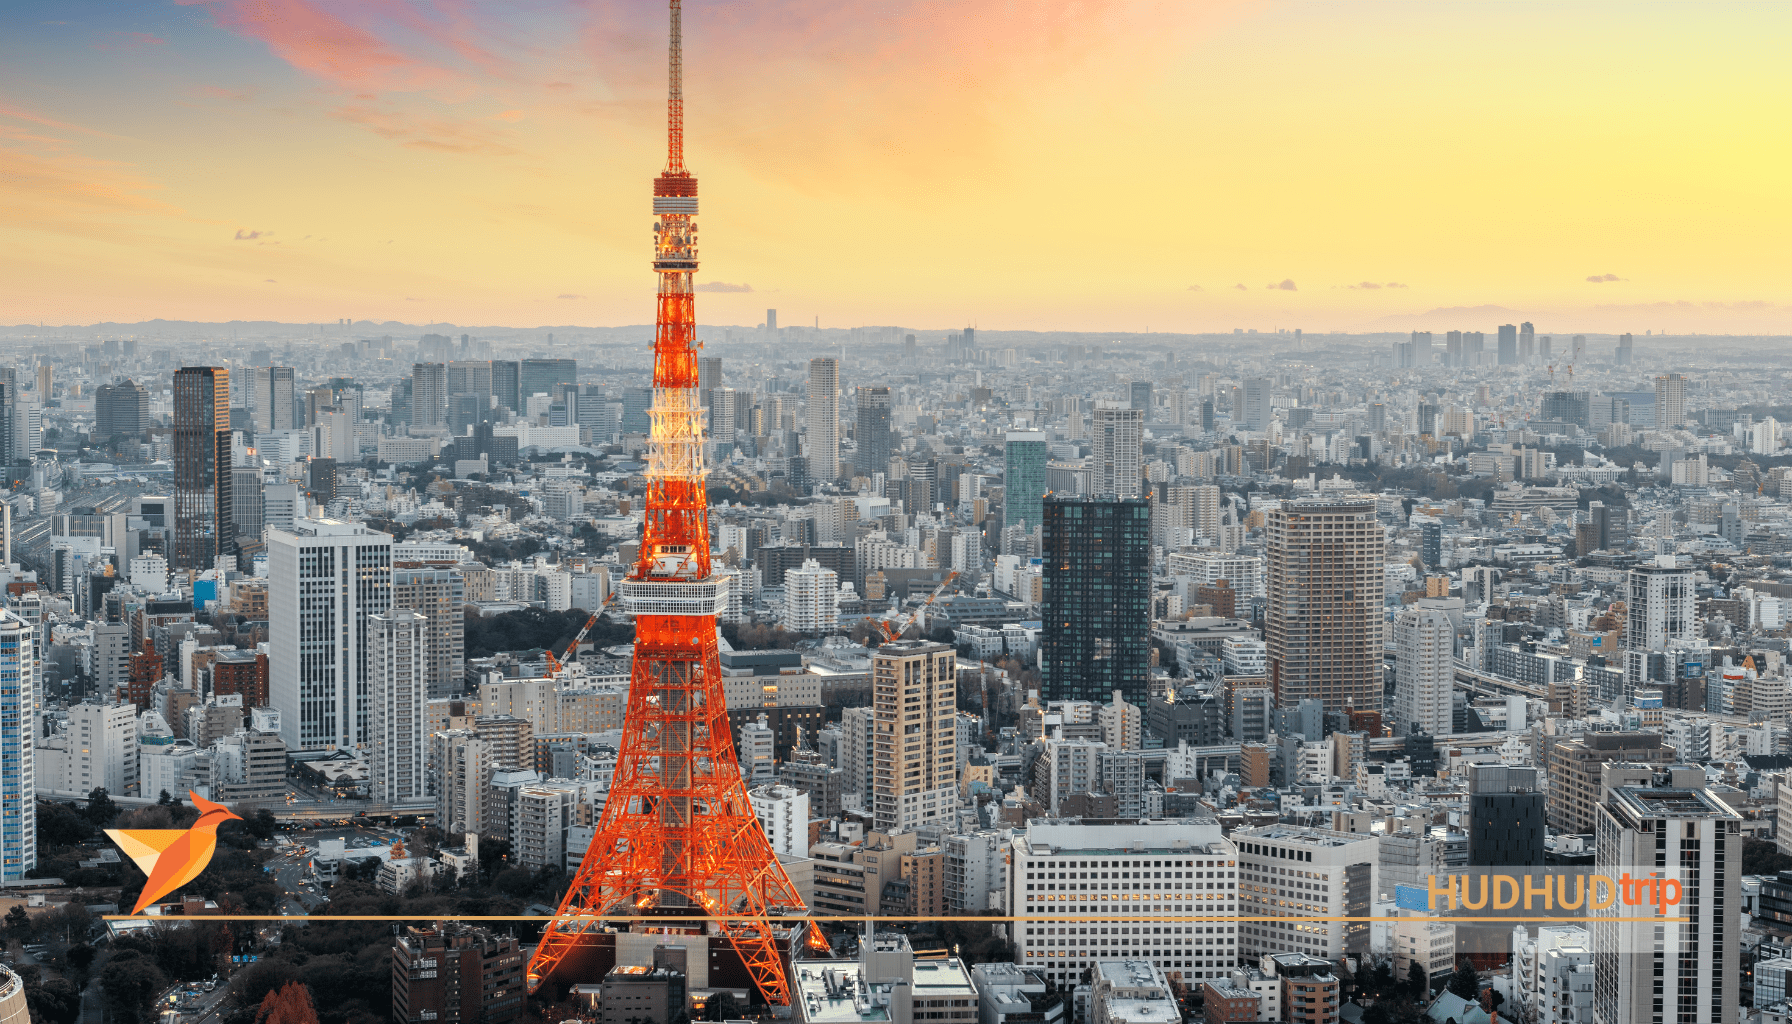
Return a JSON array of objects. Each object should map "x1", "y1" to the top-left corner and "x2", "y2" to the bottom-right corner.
[{"x1": 3, "y1": 2, "x2": 1788, "y2": 332}]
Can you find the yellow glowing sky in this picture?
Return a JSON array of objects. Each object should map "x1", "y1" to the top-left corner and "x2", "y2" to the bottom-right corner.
[{"x1": 2, "y1": 1, "x2": 1788, "y2": 333}]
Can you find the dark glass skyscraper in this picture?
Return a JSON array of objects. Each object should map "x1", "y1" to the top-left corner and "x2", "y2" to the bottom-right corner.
[
  {"x1": 490, "y1": 360, "x2": 520, "y2": 413},
  {"x1": 1040, "y1": 494, "x2": 1151, "y2": 705},
  {"x1": 853, "y1": 386, "x2": 892, "y2": 477},
  {"x1": 172, "y1": 366, "x2": 234, "y2": 572},
  {"x1": 518, "y1": 358, "x2": 576, "y2": 405}
]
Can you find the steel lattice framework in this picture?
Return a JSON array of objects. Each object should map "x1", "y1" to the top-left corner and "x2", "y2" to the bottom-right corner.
[{"x1": 524, "y1": 0, "x2": 806, "y2": 1007}]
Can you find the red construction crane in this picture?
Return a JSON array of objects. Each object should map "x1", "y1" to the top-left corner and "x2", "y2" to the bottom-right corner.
[
  {"x1": 543, "y1": 588, "x2": 622, "y2": 676},
  {"x1": 877, "y1": 570, "x2": 959, "y2": 643}
]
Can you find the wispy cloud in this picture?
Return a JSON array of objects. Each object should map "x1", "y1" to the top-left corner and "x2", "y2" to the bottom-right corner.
[
  {"x1": 1586, "y1": 273, "x2": 1625, "y2": 283},
  {"x1": 556, "y1": 293, "x2": 584, "y2": 299},
  {"x1": 1267, "y1": 279, "x2": 1297, "y2": 291},
  {"x1": 234, "y1": 229, "x2": 264, "y2": 240},
  {"x1": 696, "y1": 281, "x2": 753, "y2": 293},
  {"x1": 1233, "y1": 283, "x2": 1247, "y2": 291},
  {"x1": 1186, "y1": 284, "x2": 1202, "y2": 292},
  {"x1": 176, "y1": 0, "x2": 476, "y2": 98}
]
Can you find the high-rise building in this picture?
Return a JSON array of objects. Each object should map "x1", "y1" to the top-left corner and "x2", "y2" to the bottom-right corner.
[
  {"x1": 268, "y1": 518, "x2": 393, "y2": 751},
  {"x1": 765, "y1": 308, "x2": 778, "y2": 333},
  {"x1": 1092, "y1": 402, "x2": 1143, "y2": 497},
  {"x1": 1003, "y1": 430, "x2": 1049, "y2": 533},
  {"x1": 519, "y1": 358, "x2": 576, "y2": 406},
  {"x1": 1393, "y1": 599, "x2": 1454, "y2": 738},
  {"x1": 1592, "y1": 771, "x2": 1739, "y2": 1024},
  {"x1": 871, "y1": 640, "x2": 957, "y2": 834},
  {"x1": 806, "y1": 357, "x2": 840, "y2": 482},
  {"x1": 231, "y1": 466, "x2": 264, "y2": 537},
  {"x1": 411, "y1": 363, "x2": 448, "y2": 430},
  {"x1": 1130, "y1": 380, "x2": 1153, "y2": 413},
  {"x1": 1420, "y1": 522, "x2": 1442, "y2": 568},
  {"x1": 783, "y1": 558, "x2": 839, "y2": 635},
  {"x1": 446, "y1": 360, "x2": 493, "y2": 407},
  {"x1": 1266, "y1": 498, "x2": 1385, "y2": 713},
  {"x1": 392, "y1": 566, "x2": 466, "y2": 700},
  {"x1": 1040, "y1": 494, "x2": 1151, "y2": 706},
  {"x1": 490, "y1": 360, "x2": 520, "y2": 413},
  {"x1": 95, "y1": 379, "x2": 150, "y2": 440},
  {"x1": 0, "y1": 610, "x2": 35, "y2": 881},
  {"x1": 172, "y1": 367, "x2": 234, "y2": 572},
  {"x1": 1498, "y1": 324, "x2": 1519, "y2": 365},
  {"x1": 251, "y1": 366, "x2": 295, "y2": 432},
  {"x1": 369, "y1": 610, "x2": 428, "y2": 803},
  {"x1": 1519, "y1": 322, "x2": 1536, "y2": 362},
  {"x1": 1616, "y1": 332, "x2": 1634, "y2": 365},
  {"x1": 1234, "y1": 824, "x2": 1378, "y2": 964},
  {"x1": 1242, "y1": 377, "x2": 1273, "y2": 431},
  {"x1": 1625, "y1": 554, "x2": 1694, "y2": 699},
  {"x1": 1466, "y1": 763, "x2": 1543, "y2": 866},
  {"x1": 1655, "y1": 373, "x2": 1688, "y2": 429},
  {"x1": 621, "y1": 385, "x2": 652, "y2": 435},
  {"x1": 854, "y1": 385, "x2": 893, "y2": 477}
]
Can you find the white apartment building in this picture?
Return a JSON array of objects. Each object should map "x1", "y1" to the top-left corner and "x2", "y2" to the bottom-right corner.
[
  {"x1": 1394, "y1": 599, "x2": 1456, "y2": 737},
  {"x1": 945, "y1": 829, "x2": 1008, "y2": 912},
  {"x1": 739, "y1": 714, "x2": 776, "y2": 787},
  {"x1": 1234, "y1": 824, "x2": 1379, "y2": 964},
  {"x1": 1221, "y1": 636, "x2": 1267, "y2": 676},
  {"x1": 1514, "y1": 925, "x2": 1592, "y2": 1024},
  {"x1": 0, "y1": 610, "x2": 34, "y2": 881},
  {"x1": 39, "y1": 701, "x2": 138, "y2": 796},
  {"x1": 1009, "y1": 820, "x2": 1238, "y2": 988},
  {"x1": 1165, "y1": 552, "x2": 1265, "y2": 600},
  {"x1": 748, "y1": 784, "x2": 810, "y2": 858},
  {"x1": 369, "y1": 610, "x2": 428, "y2": 804},
  {"x1": 268, "y1": 518, "x2": 393, "y2": 750},
  {"x1": 783, "y1": 558, "x2": 839, "y2": 634}
]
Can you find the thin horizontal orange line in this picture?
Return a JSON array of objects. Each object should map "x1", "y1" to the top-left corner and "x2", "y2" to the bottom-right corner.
[{"x1": 101, "y1": 914, "x2": 1678, "y2": 923}]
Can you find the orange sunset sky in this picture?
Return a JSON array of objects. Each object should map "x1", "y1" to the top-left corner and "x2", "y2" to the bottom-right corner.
[{"x1": 3, "y1": 1, "x2": 1788, "y2": 333}]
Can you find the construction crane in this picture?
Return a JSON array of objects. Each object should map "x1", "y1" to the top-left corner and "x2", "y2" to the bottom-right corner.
[
  {"x1": 1547, "y1": 363, "x2": 1557, "y2": 384},
  {"x1": 544, "y1": 588, "x2": 624, "y2": 676},
  {"x1": 878, "y1": 571, "x2": 959, "y2": 643}
]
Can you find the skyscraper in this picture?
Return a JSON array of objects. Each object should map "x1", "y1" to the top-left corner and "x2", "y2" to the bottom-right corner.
[
  {"x1": 172, "y1": 366, "x2": 234, "y2": 572},
  {"x1": 1624, "y1": 554, "x2": 1694, "y2": 699},
  {"x1": 1129, "y1": 380, "x2": 1153, "y2": 414},
  {"x1": 1592, "y1": 771, "x2": 1739, "y2": 1024},
  {"x1": 446, "y1": 360, "x2": 493, "y2": 408},
  {"x1": 95, "y1": 379, "x2": 150, "y2": 440},
  {"x1": 411, "y1": 363, "x2": 448, "y2": 431},
  {"x1": 392, "y1": 566, "x2": 466, "y2": 701},
  {"x1": 268, "y1": 518, "x2": 393, "y2": 750},
  {"x1": 1241, "y1": 377, "x2": 1272, "y2": 431},
  {"x1": 1616, "y1": 332, "x2": 1634, "y2": 364},
  {"x1": 490, "y1": 360, "x2": 520, "y2": 413},
  {"x1": 251, "y1": 366, "x2": 295, "y2": 432},
  {"x1": 1003, "y1": 430, "x2": 1049, "y2": 533},
  {"x1": 1393, "y1": 598, "x2": 1454, "y2": 737},
  {"x1": 1498, "y1": 324, "x2": 1519, "y2": 365},
  {"x1": 1040, "y1": 494, "x2": 1151, "y2": 705},
  {"x1": 871, "y1": 640, "x2": 957, "y2": 834},
  {"x1": 519, "y1": 358, "x2": 576, "y2": 406},
  {"x1": 1519, "y1": 321, "x2": 1536, "y2": 362},
  {"x1": 806, "y1": 357, "x2": 839, "y2": 482},
  {"x1": 369, "y1": 609, "x2": 428, "y2": 803},
  {"x1": 853, "y1": 385, "x2": 892, "y2": 477},
  {"x1": 1267, "y1": 497, "x2": 1385, "y2": 712},
  {"x1": 0, "y1": 609, "x2": 35, "y2": 881},
  {"x1": 1655, "y1": 373, "x2": 1687, "y2": 429},
  {"x1": 1091, "y1": 402, "x2": 1143, "y2": 496}
]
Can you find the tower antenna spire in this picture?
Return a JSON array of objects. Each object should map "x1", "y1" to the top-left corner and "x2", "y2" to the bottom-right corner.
[{"x1": 667, "y1": 0, "x2": 684, "y2": 173}]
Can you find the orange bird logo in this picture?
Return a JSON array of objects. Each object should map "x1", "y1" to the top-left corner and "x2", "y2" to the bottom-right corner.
[{"x1": 105, "y1": 791, "x2": 242, "y2": 914}]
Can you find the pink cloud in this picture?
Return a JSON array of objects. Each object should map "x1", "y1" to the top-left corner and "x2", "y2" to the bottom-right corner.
[{"x1": 177, "y1": 0, "x2": 472, "y2": 98}]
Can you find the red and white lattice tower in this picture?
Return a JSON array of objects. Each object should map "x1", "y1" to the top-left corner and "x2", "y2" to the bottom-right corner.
[{"x1": 525, "y1": 0, "x2": 807, "y2": 1006}]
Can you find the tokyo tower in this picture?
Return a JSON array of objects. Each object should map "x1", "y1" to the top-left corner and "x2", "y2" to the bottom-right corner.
[{"x1": 525, "y1": 0, "x2": 808, "y2": 1006}]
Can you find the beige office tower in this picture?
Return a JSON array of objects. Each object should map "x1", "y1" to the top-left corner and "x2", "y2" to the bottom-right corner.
[
  {"x1": 1654, "y1": 373, "x2": 1687, "y2": 430},
  {"x1": 1266, "y1": 497, "x2": 1385, "y2": 713},
  {"x1": 1592, "y1": 770, "x2": 1739, "y2": 1024},
  {"x1": 871, "y1": 640, "x2": 957, "y2": 834},
  {"x1": 806, "y1": 357, "x2": 839, "y2": 482},
  {"x1": 1092, "y1": 401, "x2": 1143, "y2": 497},
  {"x1": 392, "y1": 566, "x2": 466, "y2": 700}
]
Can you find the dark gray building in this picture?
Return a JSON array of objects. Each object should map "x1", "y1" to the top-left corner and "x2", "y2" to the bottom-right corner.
[
  {"x1": 1467, "y1": 762, "x2": 1545, "y2": 867},
  {"x1": 1040, "y1": 493, "x2": 1151, "y2": 706}
]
